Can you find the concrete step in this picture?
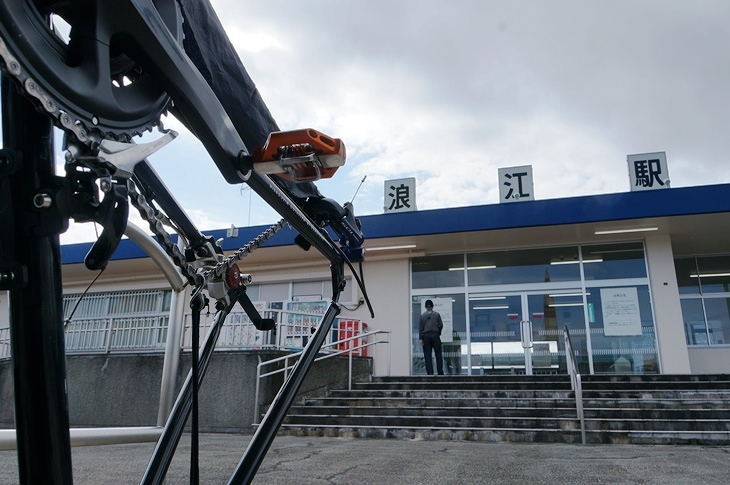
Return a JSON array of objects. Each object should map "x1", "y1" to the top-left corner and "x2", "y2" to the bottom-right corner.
[
  {"x1": 353, "y1": 381, "x2": 573, "y2": 391},
  {"x1": 584, "y1": 417, "x2": 730, "y2": 432},
  {"x1": 371, "y1": 375, "x2": 572, "y2": 383},
  {"x1": 290, "y1": 404, "x2": 578, "y2": 418},
  {"x1": 584, "y1": 382, "x2": 730, "y2": 389},
  {"x1": 582, "y1": 390, "x2": 730, "y2": 400},
  {"x1": 584, "y1": 407, "x2": 730, "y2": 419},
  {"x1": 283, "y1": 414, "x2": 578, "y2": 430},
  {"x1": 330, "y1": 389, "x2": 576, "y2": 400},
  {"x1": 278, "y1": 424, "x2": 586, "y2": 443},
  {"x1": 277, "y1": 424, "x2": 730, "y2": 445},
  {"x1": 583, "y1": 429, "x2": 730, "y2": 445},
  {"x1": 301, "y1": 396, "x2": 578, "y2": 409},
  {"x1": 272, "y1": 374, "x2": 730, "y2": 445},
  {"x1": 582, "y1": 374, "x2": 730, "y2": 383},
  {"x1": 583, "y1": 398, "x2": 730, "y2": 410}
]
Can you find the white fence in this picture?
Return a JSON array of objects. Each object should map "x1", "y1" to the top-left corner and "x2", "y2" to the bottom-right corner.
[{"x1": 1, "y1": 297, "x2": 368, "y2": 358}]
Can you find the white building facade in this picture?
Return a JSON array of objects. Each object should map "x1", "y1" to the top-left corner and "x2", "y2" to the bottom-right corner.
[{"x1": 3, "y1": 183, "x2": 730, "y2": 377}]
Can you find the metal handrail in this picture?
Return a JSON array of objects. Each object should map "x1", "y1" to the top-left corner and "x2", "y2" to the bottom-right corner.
[
  {"x1": 253, "y1": 329, "x2": 391, "y2": 425},
  {"x1": 564, "y1": 325, "x2": 586, "y2": 444}
]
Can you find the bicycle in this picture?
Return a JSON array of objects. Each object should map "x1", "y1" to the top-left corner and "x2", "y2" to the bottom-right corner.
[{"x1": 0, "y1": 1, "x2": 372, "y2": 483}]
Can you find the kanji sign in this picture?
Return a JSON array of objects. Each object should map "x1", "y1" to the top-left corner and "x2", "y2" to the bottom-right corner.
[
  {"x1": 628, "y1": 152, "x2": 670, "y2": 191},
  {"x1": 498, "y1": 165, "x2": 534, "y2": 203},
  {"x1": 384, "y1": 177, "x2": 417, "y2": 213}
]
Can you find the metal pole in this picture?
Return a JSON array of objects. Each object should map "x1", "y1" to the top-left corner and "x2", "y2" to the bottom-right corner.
[
  {"x1": 155, "y1": 230, "x2": 187, "y2": 426},
  {"x1": 157, "y1": 288, "x2": 186, "y2": 426},
  {"x1": 387, "y1": 332, "x2": 392, "y2": 376},
  {"x1": 253, "y1": 356, "x2": 263, "y2": 426},
  {"x1": 348, "y1": 349, "x2": 353, "y2": 391},
  {"x1": 1, "y1": 77, "x2": 74, "y2": 484}
]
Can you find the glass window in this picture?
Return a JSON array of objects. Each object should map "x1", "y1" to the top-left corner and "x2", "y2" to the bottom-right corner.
[
  {"x1": 466, "y1": 246, "x2": 580, "y2": 285},
  {"x1": 582, "y1": 242, "x2": 647, "y2": 280},
  {"x1": 674, "y1": 258, "x2": 701, "y2": 295},
  {"x1": 293, "y1": 281, "x2": 324, "y2": 300},
  {"x1": 681, "y1": 298, "x2": 707, "y2": 345},
  {"x1": 410, "y1": 244, "x2": 655, "y2": 375},
  {"x1": 161, "y1": 290, "x2": 172, "y2": 312},
  {"x1": 412, "y1": 255, "x2": 465, "y2": 289},
  {"x1": 696, "y1": 256, "x2": 730, "y2": 294},
  {"x1": 528, "y1": 292, "x2": 587, "y2": 374},
  {"x1": 585, "y1": 285, "x2": 658, "y2": 373},
  {"x1": 676, "y1": 256, "x2": 730, "y2": 346},
  {"x1": 468, "y1": 294, "x2": 523, "y2": 375},
  {"x1": 701, "y1": 297, "x2": 730, "y2": 345}
]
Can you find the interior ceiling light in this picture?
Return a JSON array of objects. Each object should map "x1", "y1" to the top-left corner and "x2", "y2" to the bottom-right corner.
[
  {"x1": 690, "y1": 273, "x2": 730, "y2": 278},
  {"x1": 550, "y1": 258, "x2": 603, "y2": 265},
  {"x1": 448, "y1": 265, "x2": 496, "y2": 271},
  {"x1": 594, "y1": 227, "x2": 659, "y2": 235},
  {"x1": 365, "y1": 244, "x2": 417, "y2": 252}
]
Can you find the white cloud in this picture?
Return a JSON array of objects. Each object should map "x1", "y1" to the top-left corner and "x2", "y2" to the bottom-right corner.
[{"x1": 32, "y1": 1, "x2": 730, "y2": 242}]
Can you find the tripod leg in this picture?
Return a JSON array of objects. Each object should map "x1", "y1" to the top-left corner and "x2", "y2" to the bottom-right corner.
[{"x1": 229, "y1": 300, "x2": 342, "y2": 484}]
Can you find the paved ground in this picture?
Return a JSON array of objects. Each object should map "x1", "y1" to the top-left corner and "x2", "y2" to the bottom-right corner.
[{"x1": 1, "y1": 433, "x2": 729, "y2": 484}]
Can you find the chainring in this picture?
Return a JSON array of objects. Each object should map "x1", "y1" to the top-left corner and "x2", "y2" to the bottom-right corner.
[{"x1": 0, "y1": 0, "x2": 182, "y2": 142}]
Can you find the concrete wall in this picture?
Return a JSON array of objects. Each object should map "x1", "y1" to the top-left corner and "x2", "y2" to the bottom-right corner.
[
  {"x1": 247, "y1": 254, "x2": 411, "y2": 377},
  {"x1": 0, "y1": 351, "x2": 371, "y2": 432},
  {"x1": 644, "y1": 232, "x2": 692, "y2": 373},
  {"x1": 340, "y1": 256, "x2": 412, "y2": 376},
  {"x1": 688, "y1": 347, "x2": 730, "y2": 374},
  {"x1": 0, "y1": 292, "x2": 8, "y2": 328}
]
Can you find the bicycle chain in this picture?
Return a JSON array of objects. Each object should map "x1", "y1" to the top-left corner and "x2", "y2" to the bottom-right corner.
[
  {"x1": 203, "y1": 219, "x2": 286, "y2": 281},
  {"x1": 125, "y1": 180, "x2": 203, "y2": 287},
  {"x1": 0, "y1": 37, "x2": 96, "y2": 145},
  {"x1": 126, "y1": 177, "x2": 286, "y2": 289}
]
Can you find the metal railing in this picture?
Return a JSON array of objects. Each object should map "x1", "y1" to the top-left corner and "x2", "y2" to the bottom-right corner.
[
  {"x1": 181, "y1": 310, "x2": 365, "y2": 350},
  {"x1": 0, "y1": 307, "x2": 367, "y2": 358},
  {"x1": 253, "y1": 329, "x2": 391, "y2": 425},
  {"x1": 64, "y1": 315, "x2": 169, "y2": 353},
  {"x1": 564, "y1": 325, "x2": 586, "y2": 444}
]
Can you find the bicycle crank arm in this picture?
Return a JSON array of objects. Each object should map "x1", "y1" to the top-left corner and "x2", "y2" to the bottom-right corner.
[{"x1": 116, "y1": 0, "x2": 341, "y2": 263}]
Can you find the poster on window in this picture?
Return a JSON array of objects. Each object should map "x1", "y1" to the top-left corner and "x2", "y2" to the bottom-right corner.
[
  {"x1": 421, "y1": 297, "x2": 453, "y2": 343},
  {"x1": 600, "y1": 287, "x2": 642, "y2": 336}
]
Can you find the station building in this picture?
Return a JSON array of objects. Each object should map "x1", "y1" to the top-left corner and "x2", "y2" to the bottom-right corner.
[{"x1": 3, "y1": 182, "x2": 730, "y2": 379}]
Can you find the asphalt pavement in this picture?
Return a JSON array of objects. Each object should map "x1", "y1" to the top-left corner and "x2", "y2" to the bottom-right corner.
[{"x1": 1, "y1": 433, "x2": 729, "y2": 484}]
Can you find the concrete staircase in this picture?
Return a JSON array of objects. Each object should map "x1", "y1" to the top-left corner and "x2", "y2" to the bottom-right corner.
[
  {"x1": 581, "y1": 374, "x2": 730, "y2": 444},
  {"x1": 277, "y1": 374, "x2": 730, "y2": 444}
]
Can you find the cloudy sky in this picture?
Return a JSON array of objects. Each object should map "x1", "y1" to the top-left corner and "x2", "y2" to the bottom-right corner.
[{"x1": 49, "y1": 0, "x2": 730, "y2": 242}]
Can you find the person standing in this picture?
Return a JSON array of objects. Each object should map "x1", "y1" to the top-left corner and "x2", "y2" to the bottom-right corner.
[{"x1": 419, "y1": 299, "x2": 444, "y2": 375}]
